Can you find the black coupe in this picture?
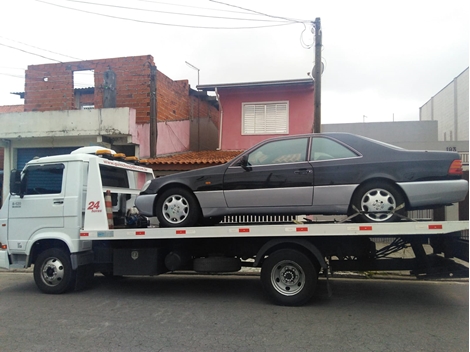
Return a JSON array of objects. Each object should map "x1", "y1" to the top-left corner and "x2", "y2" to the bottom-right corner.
[{"x1": 136, "y1": 133, "x2": 468, "y2": 227}]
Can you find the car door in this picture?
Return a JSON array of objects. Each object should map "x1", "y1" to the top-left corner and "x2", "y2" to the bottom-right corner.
[
  {"x1": 223, "y1": 137, "x2": 314, "y2": 208},
  {"x1": 8, "y1": 164, "x2": 66, "y2": 251}
]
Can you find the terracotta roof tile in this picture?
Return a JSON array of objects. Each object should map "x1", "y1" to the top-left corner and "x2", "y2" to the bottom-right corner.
[{"x1": 146, "y1": 150, "x2": 243, "y2": 165}]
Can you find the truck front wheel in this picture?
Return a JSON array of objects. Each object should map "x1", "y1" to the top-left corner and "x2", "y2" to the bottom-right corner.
[
  {"x1": 34, "y1": 248, "x2": 76, "y2": 294},
  {"x1": 261, "y1": 249, "x2": 317, "y2": 306}
]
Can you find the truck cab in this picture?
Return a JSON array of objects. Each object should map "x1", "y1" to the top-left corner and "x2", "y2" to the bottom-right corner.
[{"x1": 0, "y1": 147, "x2": 154, "y2": 272}]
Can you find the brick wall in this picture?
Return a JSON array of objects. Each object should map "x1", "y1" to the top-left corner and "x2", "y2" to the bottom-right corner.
[
  {"x1": 22, "y1": 55, "x2": 217, "y2": 125},
  {"x1": 24, "y1": 55, "x2": 155, "y2": 123},
  {"x1": 0, "y1": 105, "x2": 24, "y2": 113}
]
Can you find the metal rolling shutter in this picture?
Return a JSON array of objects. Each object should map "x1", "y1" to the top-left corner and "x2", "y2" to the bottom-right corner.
[{"x1": 17, "y1": 147, "x2": 77, "y2": 170}]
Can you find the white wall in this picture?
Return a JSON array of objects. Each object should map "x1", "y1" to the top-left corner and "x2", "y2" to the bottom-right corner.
[{"x1": 420, "y1": 68, "x2": 469, "y2": 142}]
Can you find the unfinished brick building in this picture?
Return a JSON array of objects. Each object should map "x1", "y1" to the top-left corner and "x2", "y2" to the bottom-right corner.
[
  {"x1": 0, "y1": 55, "x2": 220, "y2": 201},
  {"x1": 23, "y1": 55, "x2": 218, "y2": 125}
]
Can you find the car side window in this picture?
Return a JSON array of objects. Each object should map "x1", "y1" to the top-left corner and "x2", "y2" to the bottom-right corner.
[
  {"x1": 23, "y1": 164, "x2": 64, "y2": 195},
  {"x1": 310, "y1": 137, "x2": 358, "y2": 161},
  {"x1": 247, "y1": 138, "x2": 308, "y2": 165}
]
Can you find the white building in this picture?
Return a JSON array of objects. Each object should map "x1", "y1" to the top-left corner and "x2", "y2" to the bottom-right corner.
[{"x1": 420, "y1": 67, "x2": 469, "y2": 143}]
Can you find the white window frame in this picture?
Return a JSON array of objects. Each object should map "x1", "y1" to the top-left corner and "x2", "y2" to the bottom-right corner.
[{"x1": 241, "y1": 101, "x2": 289, "y2": 135}]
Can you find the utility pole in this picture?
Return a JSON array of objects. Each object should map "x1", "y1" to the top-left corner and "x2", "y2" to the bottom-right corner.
[
  {"x1": 150, "y1": 66, "x2": 157, "y2": 158},
  {"x1": 313, "y1": 17, "x2": 322, "y2": 133}
]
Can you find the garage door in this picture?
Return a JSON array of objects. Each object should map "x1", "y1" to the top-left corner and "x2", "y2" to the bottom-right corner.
[{"x1": 17, "y1": 147, "x2": 78, "y2": 170}]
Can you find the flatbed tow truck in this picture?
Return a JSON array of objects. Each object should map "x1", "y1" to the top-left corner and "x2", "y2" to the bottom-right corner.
[{"x1": 0, "y1": 148, "x2": 468, "y2": 306}]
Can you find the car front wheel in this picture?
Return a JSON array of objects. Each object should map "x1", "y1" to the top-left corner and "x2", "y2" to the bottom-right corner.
[
  {"x1": 156, "y1": 188, "x2": 201, "y2": 227},
  {"x1": 351, "y1": 182, "x2": 405, "y2": 223}
]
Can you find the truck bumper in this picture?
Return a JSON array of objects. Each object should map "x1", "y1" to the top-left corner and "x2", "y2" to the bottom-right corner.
[{"x1": 0, "y1": 251, "x2": 10, "y2": 269}]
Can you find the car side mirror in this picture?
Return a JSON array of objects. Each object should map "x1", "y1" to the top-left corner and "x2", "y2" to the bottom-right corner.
[
  {"x1": 9, "y1": 169, "x2": 24, "y2": 198},
  {"x1": 240, "y1": 155, "x2": 252, "y2": 171}
]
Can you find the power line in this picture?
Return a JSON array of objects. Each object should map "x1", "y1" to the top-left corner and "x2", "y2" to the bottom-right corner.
[
  {"x1": 34, "y1": 0, "x2": 297, "y2": 29},
  {"x1": 209, "y1": 0, "x2": 310, "y2": 24},
  {"x1": 60, "y1": 0, "x2": 285, "y2": 22},
  {"x1": 135, "y1": 0, "x2": 265, "y2": 16},
  {"x1": 0, "y1": 42, "x2": 62, "y2": 63},
  {"x1": 0, "y1": 72, "x2": 24, "y2": 79},
  {"x1": 0, "y1": 36, "x2": 83, "y2": 61}
]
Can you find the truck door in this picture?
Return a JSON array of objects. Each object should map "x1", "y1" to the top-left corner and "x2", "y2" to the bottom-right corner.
[{"x1": 8, "y1": 164, "x2": 65, "y2": 251}]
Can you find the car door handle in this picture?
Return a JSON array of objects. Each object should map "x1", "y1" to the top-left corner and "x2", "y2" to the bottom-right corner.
[
  {"x1": 53, "y1": 199, "x2": 64, "y2": 205},
  {"x1": 294, "y1": 169, "x2": 313, "y2": 175}
]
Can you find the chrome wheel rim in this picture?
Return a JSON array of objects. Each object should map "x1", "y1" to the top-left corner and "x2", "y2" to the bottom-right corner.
[
  {"x1": 270, "y1": 260, "x2": 304, "y2": 296},
  {"x1": 360, "y1": 188, "x2": 396, "y2": 222},
  {"x1": 162, "y1": 194, "x2": 189, "y2": 224},
  {"x1": 40, "y1": 257, "x2": 65, "y2": 287}
]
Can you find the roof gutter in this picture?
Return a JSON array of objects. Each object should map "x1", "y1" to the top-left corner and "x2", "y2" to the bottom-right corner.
[{"x1": 215, "y1": 87, "x2": 223, "y2": 151}]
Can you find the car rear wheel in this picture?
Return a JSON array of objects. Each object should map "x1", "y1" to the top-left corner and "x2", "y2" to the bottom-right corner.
[
  {"x1": 156, "y1": 188, "x2": 201, "y2": 227},
  {"x1": 351, "y1": 182, "x2": 405, "y2": 223}
]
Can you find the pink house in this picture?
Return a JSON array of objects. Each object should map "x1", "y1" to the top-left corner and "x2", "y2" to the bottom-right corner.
[
  {"x1": 143, "y1": 79, "x2": 315, "y2": 174},
  {"x1": 198, "y1": 79, "x2": 315, "y2": 151}
]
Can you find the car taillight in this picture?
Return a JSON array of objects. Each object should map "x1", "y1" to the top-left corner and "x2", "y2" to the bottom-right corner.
[{"x1": 448, "y1": 159, "x2": 463, "y2": 176}]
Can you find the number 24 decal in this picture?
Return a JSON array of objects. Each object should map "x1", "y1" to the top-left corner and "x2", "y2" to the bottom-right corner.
[{"x1": 87, "y1": 201, "x2": 101, "y2": 210}]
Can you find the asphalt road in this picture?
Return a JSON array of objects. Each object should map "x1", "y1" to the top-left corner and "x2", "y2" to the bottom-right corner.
[{"x1": 0, "y1": 272, "x2": 468, "y2": 352}]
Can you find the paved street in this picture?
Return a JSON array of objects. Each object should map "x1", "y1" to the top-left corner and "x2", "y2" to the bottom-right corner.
[{"x1": 0, "y1": 272, "x2": 468, "y2": 352}]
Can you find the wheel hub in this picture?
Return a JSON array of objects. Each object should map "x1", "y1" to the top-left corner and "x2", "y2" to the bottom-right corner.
[
  {"x1": 41, "y1": 258, "x2": 65, "y2": 287},
  {"x1": 271, "y1": 261, "x2": 304, "y2": 296},
  {"x1": 163, "y1": 195, "x2": 189, "y2": 224},
  {"x1": 280, "y1": 266, "x2": 299, "y2": 285},
  {"x1": 361, "y1": 188, "x2": 396, "y2": 222}
]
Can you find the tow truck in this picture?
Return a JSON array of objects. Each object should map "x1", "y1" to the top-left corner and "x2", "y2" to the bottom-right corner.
[{"x1": 0, "y1": 147, "x2": 468, "y2": 306}]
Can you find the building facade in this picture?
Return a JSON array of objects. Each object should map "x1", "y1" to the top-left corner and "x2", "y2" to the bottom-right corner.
[
  {"x1": 420, "y1": 67, "x2": 469, "y2": 143},
  {"x1": 0, "y1": 55, "x2": 219, "y2": 203}
]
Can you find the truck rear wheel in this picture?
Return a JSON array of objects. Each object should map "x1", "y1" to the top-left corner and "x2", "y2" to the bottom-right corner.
[
  {"x1": 261, "y1": 249, "x2": 317, "y2": 306},
  {"x1": 34, "y1": 248, "x2": 76, "y2": 294}
]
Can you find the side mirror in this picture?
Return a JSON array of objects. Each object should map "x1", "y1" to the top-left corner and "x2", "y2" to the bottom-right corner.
[
  {"x1": 240, "y1": 155, "x2": 252, "y2": 171},
  {"x1": 9, "y1": 170, "x2": 23, "y2": 197}
]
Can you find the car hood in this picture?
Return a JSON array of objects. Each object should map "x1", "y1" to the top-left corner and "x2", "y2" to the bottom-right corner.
[{"x1": 143, "y1": 163, "x2": 229, "y2": 194}]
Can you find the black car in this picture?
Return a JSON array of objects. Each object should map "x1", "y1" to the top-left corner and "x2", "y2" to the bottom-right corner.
[{"x1": 136, "y1": 133, "x2": 468, "y2": 227}]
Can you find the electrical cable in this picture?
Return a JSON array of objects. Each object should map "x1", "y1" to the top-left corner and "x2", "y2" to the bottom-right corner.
[
  {"x1": 34, "y1": 0, "x2": 298, "y2": 29},
  {"x1": 0, "y1": 42, "x2": 62, "y2": 63},
  {"x1": 59, "y1": 0, "x2": 285, "y2": 23},
  {"x1": 209, "y1": 0, "x2": 310, "y2": 24},
  {"x1": 0, "y1": 36, "x2": 83, "y2": 61}
]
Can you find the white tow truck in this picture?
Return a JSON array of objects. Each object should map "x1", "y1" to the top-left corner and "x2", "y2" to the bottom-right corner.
[{"x1": 0, "y1": 148, "x2": 468, "y2": 306}]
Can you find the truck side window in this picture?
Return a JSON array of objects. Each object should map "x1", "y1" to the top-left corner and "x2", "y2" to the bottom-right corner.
[
  {"x1": 99, "y1": 165, "x2": 129, "y2": 188},
  {"x1": 23, "y1": 164, "x2": 65, "y2": 195}
]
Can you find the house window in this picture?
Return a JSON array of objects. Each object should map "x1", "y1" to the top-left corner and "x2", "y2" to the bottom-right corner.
[{"x1": 242, "y1": 102, "x2": 289, "y2": 135}]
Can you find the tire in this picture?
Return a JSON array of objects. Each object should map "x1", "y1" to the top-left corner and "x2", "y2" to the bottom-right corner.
[
  {"x1": 261, "y1": 249, "x2": 317, "y2": 306},
  {"x1": 156, "y1": 188, "x2": 201, "y2": 227},
  {"x1": 351, "y1": 181, "x2": 405, "y2": 223},
  {"x1": 34, "y1": 248, "x2": 76, "y2": 294}
]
